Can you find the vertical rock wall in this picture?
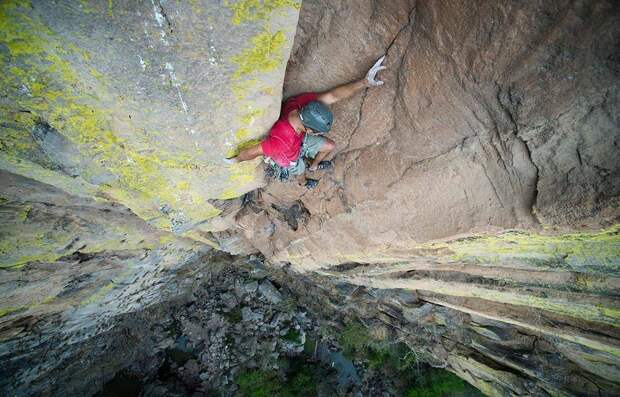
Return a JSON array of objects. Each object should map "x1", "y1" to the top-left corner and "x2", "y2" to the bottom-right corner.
[
  {"x1": 276, "y1": 263, "x2": 620, "y2": 396},
  {"x1": 0, "y1": 170, "x2": 212, "y2": 395},
  {"x1": 239, "y1": 0, "x2": 620, "y2": 269},
  {"x1": 0, "y1": 1, "x2": 300, "y2": 395}
]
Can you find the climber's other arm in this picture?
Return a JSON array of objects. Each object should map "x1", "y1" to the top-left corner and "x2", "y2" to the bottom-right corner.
[{"x1": 227, "y1": 142, "x2": 263, "y2": 163}]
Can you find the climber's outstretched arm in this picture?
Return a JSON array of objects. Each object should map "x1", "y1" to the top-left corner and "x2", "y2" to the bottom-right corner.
[
  {"x1": 317, "y1": 56, "x2": 387, "y2": 105},
  {"x1": 317, "y1": 79, "x2": 369, "y2": 105}
]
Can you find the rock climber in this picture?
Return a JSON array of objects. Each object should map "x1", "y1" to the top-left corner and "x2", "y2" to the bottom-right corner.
[{"x1": 226, "y1": 56, "x2": 387, "y2": 188}]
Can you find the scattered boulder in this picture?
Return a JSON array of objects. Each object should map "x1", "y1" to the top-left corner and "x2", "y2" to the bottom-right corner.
[{"x1": 258, "y1": 280, "x2": 283, "y2": 305}]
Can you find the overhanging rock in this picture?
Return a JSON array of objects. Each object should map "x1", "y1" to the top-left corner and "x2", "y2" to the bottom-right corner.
[{"x1": 0, "y1": 0, "x2": 300, "y2": 245}]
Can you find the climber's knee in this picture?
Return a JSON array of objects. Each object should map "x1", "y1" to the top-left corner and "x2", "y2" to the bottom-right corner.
[{"x1": 320, "y1": 138, "x2": 336, "y2": 153}]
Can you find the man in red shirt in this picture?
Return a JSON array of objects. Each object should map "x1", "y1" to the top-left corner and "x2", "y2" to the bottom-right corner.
[{"x1": 227, "y1": 56, "x2": 387, "y2": 188}]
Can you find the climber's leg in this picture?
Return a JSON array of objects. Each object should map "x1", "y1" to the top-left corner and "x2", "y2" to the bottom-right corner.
[{"x1": 302, "y1": 135, "x2": 336, "y2": 171}]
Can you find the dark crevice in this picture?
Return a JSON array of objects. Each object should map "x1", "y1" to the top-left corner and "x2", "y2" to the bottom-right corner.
[
  {"x1": 330, "y1": 262, "x2": 372, "y2": 273},
  {"x1": 342, "y1": 88, "x2": 368, "y2": 153},
  {"x1": 157, "y1": 1, "x2": 174, "y2": 34},
  {"x1": 270, "y1": 201, "x2": 310, "y2": 231}
]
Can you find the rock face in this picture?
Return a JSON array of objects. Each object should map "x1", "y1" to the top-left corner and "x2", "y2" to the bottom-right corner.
[
  {"x1": 0, "y1": 1, "x2": 300, "y2": 395},
  {"x1": 0, "y1": 0, "x2": 299, "y2": 241},
  {"x1": 238, "y1": 0, "x2": 620, "y2": 268},
  {"x1": 55, "y1": 258, "x2": 317, "y2": 397}
]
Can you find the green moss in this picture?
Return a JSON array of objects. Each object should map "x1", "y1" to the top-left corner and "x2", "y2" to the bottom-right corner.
[
  {"x1": 236, "y1": 370, "x2": 280, "y2": 397},
  {"x1": 224, "y1": 307, "x2": 243, "y2": 324},
  {"x1": 405, "y1": 370, "x2": 471, "y2": 397},
  {"x1": 235, "y1": 362, "x2": 317, "y2": 397},
  {"x1": 225, "y1": 0, "x2": 300, "y2": 25},
  {"x1": 282, "y1": 328, "x2": 302, "y2": 344},
  {"x1": 339, "y1": 322, "x2": 373, "y2": 359},
  {"x1": 337, "y1": 321, "x2": 474, "y2": 396},
  {"x1": 231, "y1": 28, "x2": 286, "y2": 79},
  {"x1": 280, "y1": 365, "x2": 316, "y2": 397},
  {"x1": 340, "y1": 322, "x2": 417, "y2": 372},
  {"x1": 368, "y1": 342, "x2": 419, "y2": 373}
]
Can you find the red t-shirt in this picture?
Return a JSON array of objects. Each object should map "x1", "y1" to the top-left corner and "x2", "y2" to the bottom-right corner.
[{"x1": 261, "y1": 92, "x2": 318, "y2": 167}]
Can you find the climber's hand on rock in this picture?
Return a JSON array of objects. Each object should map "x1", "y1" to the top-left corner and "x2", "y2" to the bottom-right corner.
[{"x1": 366, "y1": 55, "x2": 387, "y2": 87}]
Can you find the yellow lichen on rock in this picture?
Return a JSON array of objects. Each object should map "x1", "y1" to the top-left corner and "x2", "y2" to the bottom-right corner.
[
  {"x1": 0, "y1": 0, "x2": 297, "y2": 253},
  {"x1": 423, "y1": 225, "x2": 620, "y2": 275},
  {"x1": 0, "y1": 1, "x2": 227, "y2": 233},
  {"x1": 225, "y1": 0, "x2": 300, "y2": 25},
  {"x1": 219, "y1": 159, "x2": 261, "y2": 200},
  {"x1": 231, "y1": 28, "x2": 287, "y2": 79}
]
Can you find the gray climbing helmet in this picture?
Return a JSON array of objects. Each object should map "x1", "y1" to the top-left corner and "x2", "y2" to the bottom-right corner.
[{"x1": 299, "y1": 101, "x2": 333, "y2": 133}]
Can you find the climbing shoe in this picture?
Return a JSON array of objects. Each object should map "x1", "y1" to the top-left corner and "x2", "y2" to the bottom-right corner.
[
  {"x1": 304, "y1": 178, "x2": 319, "y2": 189},
  {"x1": 309, "y1": 160, "x2": 333, "y2": 172}
]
